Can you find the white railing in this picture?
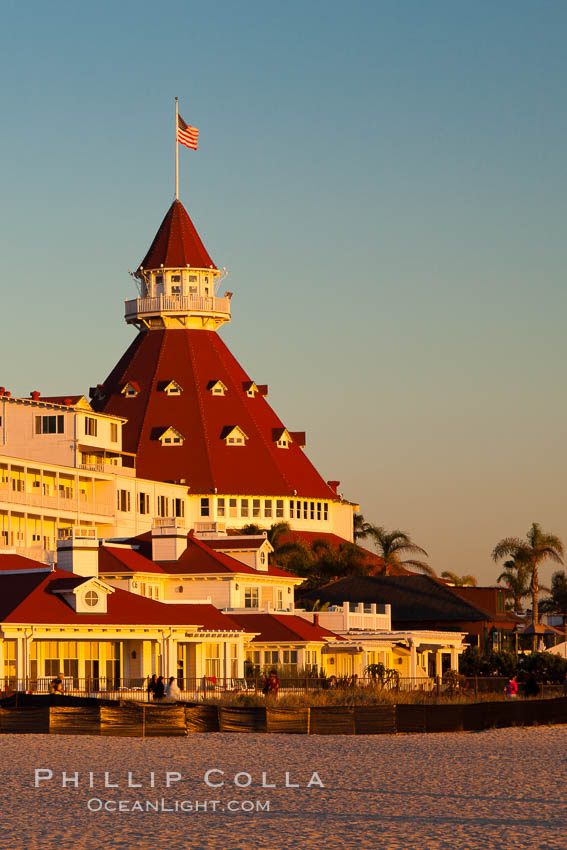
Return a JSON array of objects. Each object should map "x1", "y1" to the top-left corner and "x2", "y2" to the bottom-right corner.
[
  {"x1": 79, "y1": 462, "x2": 135, "y2": 478},
  {"x1": 0, "y1": 485, "x2": 114, "y2": 516},
  {"x1": 125, "y1": 294, "x2": 231, "y2": 319}
]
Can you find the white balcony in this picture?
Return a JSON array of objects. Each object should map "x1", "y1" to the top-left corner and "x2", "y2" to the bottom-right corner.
[
  {"x1": 0, "y1": 484, "x2": 114, "y2": 517},
  {"x1": 124, "y1": 294, "x2": 231, "y2": 322}
]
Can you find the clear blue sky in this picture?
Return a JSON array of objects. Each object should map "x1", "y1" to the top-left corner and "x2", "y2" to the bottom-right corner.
[{"x1": 2, "y1": 1, "x2": 567, "y2": 582}]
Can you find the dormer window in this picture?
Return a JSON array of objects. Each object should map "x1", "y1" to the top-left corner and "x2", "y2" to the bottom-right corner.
[
  {"x1": 273, "y1": 428, "x2": 293, "y2": 449},
  {"x1": 121, "y1": 381, "x2": 140, "y2": 398},
  {"x1": 84, "y1": 590, "x2": 99, "y2": 607},
  {"x1": 221, "y1": 425, "x2": 248, "y2": 446},
  {"x1": 153, "y1": 426, "x2": 184, "y2": 446},
  {"x1": 208, "y1": 380, "x2": 228, "y2": 397},
  {"x1": 161, "y1": 380, "x2": 183, "y2": 396},
  {"x1": 243, "y1": 381, "x2": 259, "y2": 398}
]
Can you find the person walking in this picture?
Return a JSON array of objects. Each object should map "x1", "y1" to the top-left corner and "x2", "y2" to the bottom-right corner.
[{"x1": 265, "y1": 669, "x2": 279, "y2": 698}]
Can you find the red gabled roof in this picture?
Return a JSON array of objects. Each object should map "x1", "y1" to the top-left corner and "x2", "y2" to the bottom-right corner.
[
  {"x1": 138, "y1": 200, "x2": 217, "y2": 272},
  {"x1": 157, "y1": 534, "x2": 298, "y2": 579},
  {"x1": 98, "y1": 546, "x2": 169, "y2": 575},
  {"x1": 93, "y1": 328, "x2": 337, "y2": 499},
  {"x1": 0, "y1": 553, "x2": 53, "y2": 572},
  {"x1": 208, "y1": 536, "x2": 268, "y2": 551},
  {"x1": 0, "y1": 568, "x2": 245, "y2": 631},
  {"x1": 228, "y1": 613, "x2": 344, "y2": 644}
]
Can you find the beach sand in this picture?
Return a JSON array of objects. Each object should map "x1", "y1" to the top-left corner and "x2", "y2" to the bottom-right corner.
[{"x1": 0, "y1": 726, "x2": 565, "y2": 850}]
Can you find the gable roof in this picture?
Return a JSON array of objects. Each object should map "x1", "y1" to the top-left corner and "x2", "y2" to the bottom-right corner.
[
  {"x1": 299, "y1": 575, "x2": 492, "y2": 625},
  {"x1": 208, "y1": 536, "x2": 270, "y2": 552},
  {"x1": 0, "y1": 568, "x2": 245, "y2": 630},
  {"x1": 99, "y1": 534, "x2": 299, "y2": 580},
  {"x1": 0, "y1": 553, "x2": 53, "y2": 572},
  {"x1": 93, "y1": 328, "x2": 337, "y2": 499},
  {"x1": 137, "y1": 200, "x2": 217, "y2": 272},
  {"x1": 228, "y1": 613, "x2": 343, "y2": 644}
]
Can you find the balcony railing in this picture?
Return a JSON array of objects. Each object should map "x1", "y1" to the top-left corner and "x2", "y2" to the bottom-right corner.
[
  {"x1": 125, "y1": 294, "x2": 231, "y2": 320},
  {"x1": 0, "y1": 485, "x2": 114, "y2": 516},
  {"x1": 78, "y1": 462, "x2": 135, "y2": 478}
]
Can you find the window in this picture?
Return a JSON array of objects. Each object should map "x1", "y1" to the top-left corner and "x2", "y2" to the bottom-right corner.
[
  {"x1": 310, "y1": 502, "x2": 315, "y2": 520},
  {"x1": 122, "y1": 383, "x2": 139, "y2": 398},
  {"x1": 117, "y1": 490, "x2": 131, "y2": 512},
  {"x1": 303, "y1": 501, "x2": 308, "y2": 519},
  {"x1": 157, "y1": 495, "x2": 169, "y2": 517},
  {"x1": 189, "y1": 286, "x2": 198, "y2": 294},
  {"x1": 84, "y1": 590, "x2": 99, "y2": 607},
  {"x1": 84, "y1": 417, "x2": 98, "y2": 437},
  {"x1": 174, "y1": 498, "x2": 185, "y2": 518},
  {"x1": 240, "y1": 499, "x2": 249, "y2": 518},
  {"x1": 139, "y1": 493, "x2": 150, "y2": 515},
  {"x1": 282, "y1": 650, "x2": 298, "y2": 665},
  {"x1": 276, "y1": 500, "x2": 284, "y2": 518},
  {"x1": 155, "y1": 275, "x2": 163, "y2": 286},
  {"x1": 277, "y1": 438, "x2": 288, "y2": 448},
  {"x1": 289, "y1": 500, "x2": 295, "y2": 519},
  {"x1": 188, "y1": 275, "x2": 198, "y2": 282},
  {"x1": 260, "y1": 551, "x2": 267, "y2": 565},
  {"x1": 264, "y1": 500, "x2": 272, "y2": 518},
  {"x1": 317, "y1": 502, "x2": 321, "y2": 521},
  {"x1": 171, "y1": 286, "x2": 181, "y2": 295},
  {"x1": 244, "y1": 587, "x2": 259, "y2": 609},
  {"x1": 110, "y1": 423, "x2": 118, "y2": 442},
  {"x1": 277, "y1": 589, "x2": 283, "y2": 609},
  {"x1": 171, "y1": 274, "x2": 181, "y2": 283},
  {"x1": 200, "y1": 497, "x2": 210, "y2": 518},
  {"x1": 164, "y1": 381, "x2": 182, "y2": 396},
  {"x1": 35, "y1": 415, "x2": 64, "y2": 435},
  {"x1": 229, "y1": 498, "x2": 237, "y2": 518},
  {"x1": 204, "y1": 642, "x2": 221, "y2": 678},
  {"x1": 252, "y1": 499, "x2": 261, "y2": 518},
  {"x1": 323, "y1": 503, "x2": 328, "y2": 521},
  {"x1": 228, "y1": 435, "x2": 244, "y2": 445},
  {"x1": 217, "y1": 497, "x2": 225, "y2": 518},
  {"x1": 264, "y1": 651, "x2": 278, "y2": 665}
]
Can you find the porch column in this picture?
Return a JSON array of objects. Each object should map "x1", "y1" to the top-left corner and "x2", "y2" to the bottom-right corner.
[
  {"x1": 449, "y1": 646, "x2": 459, "y2": 671},
  {"x1": 435, "y1": 650, "x2": 443, "y2": 679},
  {"x1": 166, "y1": 637, "x2": 177, "y2": 678},
  {"x1": 0, "y1": 639, "x2": 5, "y2": 683},
  {"x1": 408, "y1": 640, "x2": 417, "y2": 679},
  {"x1": 16, "y1": 635, "x2": 25, "y2": 683},
  {"x1": 223, "y1": 642, "x2": 230, "y2": 681}
]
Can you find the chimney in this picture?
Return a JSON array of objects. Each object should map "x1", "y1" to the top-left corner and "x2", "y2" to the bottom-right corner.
[
  {"x1": 313, "y1": 613, "x2": 320, "y2": 627},
  {"x1": 151, "y1": 518, "x2": 188, "y2": 561},
  {"x1": 57, "y1": 527, "x2": 99, "y2": 577},
  {"x1": 327, "y1": 480, "x2": 340, "y2": 494},
  {"x1": 31, "y1": 391, "x2": 40, "y2": 401},
  {"x1": 64, "y1": 397, "x2": 73, "y2": 406},
  {"x1": 0, "y1": 388, "x2": 5, "y2": 395}
]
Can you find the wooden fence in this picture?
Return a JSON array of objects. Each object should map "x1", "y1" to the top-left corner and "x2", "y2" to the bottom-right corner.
[{"x1": 1, "y1": 695, "x2": 567, "y2": 736}]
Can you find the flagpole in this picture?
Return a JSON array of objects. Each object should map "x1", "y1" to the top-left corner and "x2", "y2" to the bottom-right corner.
[{"x1": 175, "y1": 97, "x2": 179, "y2": 200}]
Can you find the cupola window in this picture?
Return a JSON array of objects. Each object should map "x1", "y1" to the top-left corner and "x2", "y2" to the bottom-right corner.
[
  {"x1": 154, "y1": 426, "x2": 184, "y2": 446},
  {"x1": 160, "y1": 380, "x2": 183, "y2": 396},
  {"x1": 272, "y1": 428, "x2": 292, "y2": 449}
]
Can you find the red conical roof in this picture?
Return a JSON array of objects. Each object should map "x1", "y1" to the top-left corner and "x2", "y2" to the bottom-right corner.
[
  {"x1": 93, "y1": 329, "x2": 336, "y2": 500},
  {"x1": 138, "y1": 200, "x2": 217, "y2": 272}
]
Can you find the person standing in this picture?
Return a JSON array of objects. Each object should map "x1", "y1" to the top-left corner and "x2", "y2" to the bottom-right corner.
[
  {"x1": 505, "y1": 675, "x2": 518, "y2": 698},
  {"x1": 266, "y1": 669, "x2": 279, "y2": 698},
  {"x1": 166, "y1": 676, "x2": 181, "y2": 701},
  {"x1": 147, "y1": 674, "x2": 157, "y2": 701},
  {"x1": 154, "y1": 675, "x2": 166, "y2": 700}
]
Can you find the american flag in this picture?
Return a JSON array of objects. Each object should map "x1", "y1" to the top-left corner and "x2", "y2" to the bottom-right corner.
[{"x1": 177, "y1": 115, "x2": 199, "y2": 150}]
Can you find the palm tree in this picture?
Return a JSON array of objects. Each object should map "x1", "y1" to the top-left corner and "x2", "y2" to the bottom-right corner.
[
  {"x1": 440, "y1": 571, "x2": 478, "y2": 586},
  {"x1": 497, "y1": 555, "x2": 531, "y2": 614},
  {"x1": 492, "y1": 523, "x2": 564, "y2": 645},
  {"x1": 540, "y1": 570, "x2": 567, "y2": 617},
  {"x1": 364, "y1": 525, "x2": 434, "y2": 576},
  {"x1": 353, "y1": 513, "x2": 371, "y2": 541}
]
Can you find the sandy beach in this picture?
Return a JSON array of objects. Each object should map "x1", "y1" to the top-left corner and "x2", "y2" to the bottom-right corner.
[{"x1": 0, "y1": 726, "x2": 565, "y2": 850}]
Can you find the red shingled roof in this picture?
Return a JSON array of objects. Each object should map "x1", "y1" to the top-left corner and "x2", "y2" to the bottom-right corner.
[
  {"x1": 93, "y1": 328, "x2": 336, "y2": 499},
  {"x1": 228, "y1": 613, "x2": 343, "y2": 644},
  {"x1": 282, "y1": 530, "x2": 413, "y2": 577},
  {"x1": 207, "y1": 536, "x2": 268, "y2": 551},
  {"x1": 138, "y1": 200, "x2": 217, "y2": 272},
  {"x1": 0, "y1": 553, "x2": 53, "y2": 572},
  {"x1": 0, "y1": 568, "x2": 246, "y2": 630},
  {"x1": 38, "y1": 395, "x2": 85, "y2": 406},
  {"x1": 98, "y1": 546, "x2": 169, "y2": 575},
  {"x1": 157, "y1": 534, "x2": 299, "y2": 579}
]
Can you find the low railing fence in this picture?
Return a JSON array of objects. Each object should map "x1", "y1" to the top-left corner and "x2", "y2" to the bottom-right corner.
[{"x1": 1, "y1": 675, "x2": 563, "y2": 701}]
